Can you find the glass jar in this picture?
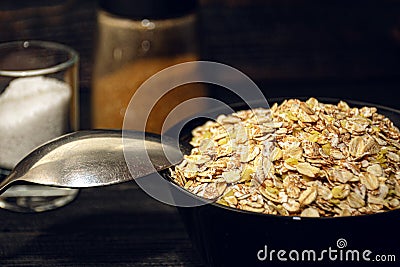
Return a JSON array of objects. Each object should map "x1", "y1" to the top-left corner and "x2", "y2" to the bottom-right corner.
[
  {"x1": 92, "y1": 0, "x2": 206, "y2": 133},
  {"x1": 0, "y1": 40, "x2": 79, "y2": 212}
]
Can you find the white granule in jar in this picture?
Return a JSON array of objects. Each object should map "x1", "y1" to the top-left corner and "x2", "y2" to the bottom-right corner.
[{"x1": 0, "y1": 76, "x2": 71, "y2": 169}]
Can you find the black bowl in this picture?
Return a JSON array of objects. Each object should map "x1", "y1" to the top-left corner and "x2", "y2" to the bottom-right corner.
[{"x1": 163, "y1": 97, "x2": 400, "y2": 267}]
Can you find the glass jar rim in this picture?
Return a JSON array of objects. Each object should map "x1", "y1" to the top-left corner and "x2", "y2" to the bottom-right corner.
[{"x1": 0, "y1": 40, "x2": 79, "y2": 77}]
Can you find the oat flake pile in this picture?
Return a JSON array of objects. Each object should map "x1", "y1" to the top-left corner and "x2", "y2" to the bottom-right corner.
[{"x1": 171, "y1": 98, "x2": 400, "y2": 217}]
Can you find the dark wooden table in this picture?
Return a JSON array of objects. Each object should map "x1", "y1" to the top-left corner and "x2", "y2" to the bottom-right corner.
[{"x1": 0, "y1": 183, "x2": 204, "y2": 266}]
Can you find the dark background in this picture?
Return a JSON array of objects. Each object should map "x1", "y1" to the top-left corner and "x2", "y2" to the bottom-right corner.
[
  {"x1": 1, "y1": 1, "x2": 400, "y2": 266},
  {"x1": 2, "y1": 0, "x2": 400, "y2": 129}
]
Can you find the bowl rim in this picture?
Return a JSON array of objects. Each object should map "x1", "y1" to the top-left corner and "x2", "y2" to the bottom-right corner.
[{"x1": 165, "y1": 96, "x2": 400, "y2": 221}]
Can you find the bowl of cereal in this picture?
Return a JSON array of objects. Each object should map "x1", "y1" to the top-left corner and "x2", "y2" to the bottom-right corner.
[{"x1": 164, "y1": 97, "x2": 400, "y2": 267}]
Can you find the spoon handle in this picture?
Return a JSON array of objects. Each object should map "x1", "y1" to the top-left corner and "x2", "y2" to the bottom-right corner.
[{"x1": 0, "y1": 171, "x2": 17, "y2": 194}]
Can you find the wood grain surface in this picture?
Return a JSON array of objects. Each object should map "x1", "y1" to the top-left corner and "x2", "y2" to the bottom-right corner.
[{"x1": 0, "y1": 183, "x2": 204, "y2": 266}]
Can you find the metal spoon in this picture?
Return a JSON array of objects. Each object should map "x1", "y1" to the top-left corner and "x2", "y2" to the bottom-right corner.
[{"x1": 0, "y1": 130, "x2": 184, "y2": 194}]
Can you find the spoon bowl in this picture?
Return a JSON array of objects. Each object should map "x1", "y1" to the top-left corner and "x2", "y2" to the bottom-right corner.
[{"x1": 0, "y1": 130, "x2": 183, "y2": 194}]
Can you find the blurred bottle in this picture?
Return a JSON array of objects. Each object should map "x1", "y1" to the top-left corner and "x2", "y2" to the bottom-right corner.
[{"x1": 92, "y1": 0, "x2": 206, "y2": 133}]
